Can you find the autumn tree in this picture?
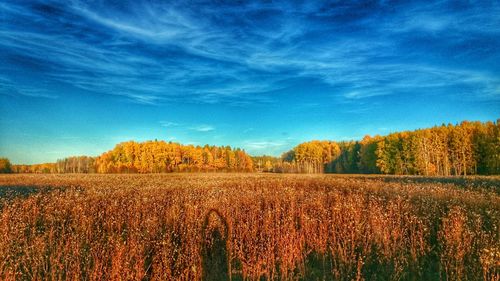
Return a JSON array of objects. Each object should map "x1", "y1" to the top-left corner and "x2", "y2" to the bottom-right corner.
[
  {"x1": 93, "y1": 141, "x2": 253, "y2": 173},
  {"x1": 280, "y1": 120, "x2": 499, "y2": 175},
  {"x1": 0, "y1": 158, "x2": 12, "y2": 173},
  {"x1": 294, "y1": 141, "x2": 323, "y2": 173},
  {"x1": 358, "y1": 135, "x2": 380, "y2": 174},
  {"x1": 8, "y1": 120, "x2": 499, "y2": 175}
]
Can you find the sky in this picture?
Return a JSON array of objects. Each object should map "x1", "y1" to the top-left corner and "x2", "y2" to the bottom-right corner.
[{"x1": 0, "y1": 0, "x2": 499, "y2": 164}]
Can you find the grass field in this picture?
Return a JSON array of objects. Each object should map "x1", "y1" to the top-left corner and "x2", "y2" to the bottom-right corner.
[{"x1": 0, "y1": 174, "x2": 499, "y2": 280}]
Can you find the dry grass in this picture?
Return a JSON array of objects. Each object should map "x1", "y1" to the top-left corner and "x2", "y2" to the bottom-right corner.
[{"x1": 0, "y1": 174, "x2": 499, "y2": 280}]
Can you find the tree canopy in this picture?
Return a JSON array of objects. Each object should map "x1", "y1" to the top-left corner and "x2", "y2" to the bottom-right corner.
[
  {"x1": 11, "y1": 141, "x2": 253, "y2": 174},
  {"x1": 268, "y1": 120, "x2": 500, "y2": 175},
  {"x1": 8, "y1": 120, "x2": 500, "y2": 175},
  {"x1": 0, "y1": 158, "x2": 12, "y2": 173}
]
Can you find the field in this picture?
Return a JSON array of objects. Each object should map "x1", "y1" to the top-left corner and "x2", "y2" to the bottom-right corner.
[{"x1": 0, "y1": 174, "x2": 499, "y2": 281}]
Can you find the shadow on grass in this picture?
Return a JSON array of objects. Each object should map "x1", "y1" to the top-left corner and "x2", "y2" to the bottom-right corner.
[
  {"x1": 0, "y1": 186, "x2": 69, "y2": 209},
  {"x1": 0, "y1": 186, "x2": 41, "y2": 199},
  {"x1": 202, "y1": 209, "x2": 231, "y2": 281},
  {"x1": 378, "y1": 176, "x2": 500, "y2": 193}
]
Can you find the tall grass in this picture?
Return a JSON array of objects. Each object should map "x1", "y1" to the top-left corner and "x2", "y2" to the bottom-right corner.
[{"x1": 0, "y1": 174, "x2": 498, "y2": 280}]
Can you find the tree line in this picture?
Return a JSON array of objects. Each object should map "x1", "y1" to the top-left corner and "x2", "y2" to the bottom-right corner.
[
  {"x1": 7, "y1": 141, "x2": 254, "y2": 173},
  {"x1": 264, "y1": 120, "x2": 500, "y2": 175},
  {"x1": 2, "y1": 120, "x2": 499, "y2": 175}
]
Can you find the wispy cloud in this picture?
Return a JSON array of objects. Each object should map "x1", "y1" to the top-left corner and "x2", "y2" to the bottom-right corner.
[
  {"x1": 159, "y1": 121, "x2": 215, "y2": 133},
  {"x1": 159, "y1": 121, "x2": 179, "y2": 128},
  {"x1": 190, "y1": 125, "x2": 215, "y2": 132},
  {"x1": 242, "y1": 139, "x2": 295, "y2": 156},
  {"x1": 1, "y1": 0, "x2": 499, "y2": 105},
  {"x1": 0, "y1": 75, "x2": 58, "y2": 99},
  {"x1": 244, "y1": 141, "x2": 287, "y2": 150}
]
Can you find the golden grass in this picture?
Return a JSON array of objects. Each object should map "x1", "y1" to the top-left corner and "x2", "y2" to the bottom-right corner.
[{"x1": 0, "y1": 174, "x2": 498, "y2": 280}]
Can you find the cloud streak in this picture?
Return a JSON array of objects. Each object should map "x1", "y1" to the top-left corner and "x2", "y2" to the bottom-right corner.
[
  {"x1": 190, "y1": 125, "x2": 215, "y2": 132},
  {"x1": 0, "y1": 75, "x2": 58, "y2": 99},
  {"x1": 159, "y1": 121, "x2": 179, "y2": 128},
  {"x1": 159, "y1": 121, "x2": 215, "y2": 133},
  {"x1": 0, "y1": 0, "x2": 499, "y2": 106}
]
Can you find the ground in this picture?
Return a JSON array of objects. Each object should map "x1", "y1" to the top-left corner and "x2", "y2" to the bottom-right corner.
[{"x1": 0, "y1": 173, "x2": 499, "y2": 280}]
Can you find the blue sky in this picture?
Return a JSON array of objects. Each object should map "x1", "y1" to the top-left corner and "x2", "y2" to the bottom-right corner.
[{"x1": 1, "y1": 0, "x2": 499, "y2": 164}]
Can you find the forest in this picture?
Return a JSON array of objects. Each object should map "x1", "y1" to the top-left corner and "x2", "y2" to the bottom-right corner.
[
  {"x1": 2, "y1": 120, "x2": 499, "y2": 175},
  {"x1": 255, "y1": 120, "x2": 500, "y2": 175},
  {"x1": 8, "y1": 141, "x2": 254, "y2": 173}
]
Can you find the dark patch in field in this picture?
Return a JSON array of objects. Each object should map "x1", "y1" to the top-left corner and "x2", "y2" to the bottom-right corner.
[
  {"x1": 202, "y1": 209, "x2": 231, "y2": 281},
  {"x1": 303, "y1": 252, "x2": 333, "y2": 280},
  {"x1": 0, "y1": 186, "x2": 43, "y2": 209},
  {"x1": 0, "y1": 186, "x2": 40, "y2": 199},
  {"x1": 0, "y1": 185, "x2": 72, "y2": 201},
  {"x1": 379, "y1": 176, "x2": 500, "y2": 192}
]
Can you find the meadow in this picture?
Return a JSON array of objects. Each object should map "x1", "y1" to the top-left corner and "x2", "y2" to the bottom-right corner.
[{"x1": 0, "y1": 174, "x2": 498, "y2": 281}]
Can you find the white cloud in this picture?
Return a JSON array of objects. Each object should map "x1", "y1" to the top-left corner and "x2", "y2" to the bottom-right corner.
[
  {"x1": 190, "y1": 125, "x2": 215, "y2": 132},
  {"x1": 1, "y1": 0, "x2": 498, "y2": 105},
  {"x1": 160, "y1": 121, "x2": 179, "y2": 127}
]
